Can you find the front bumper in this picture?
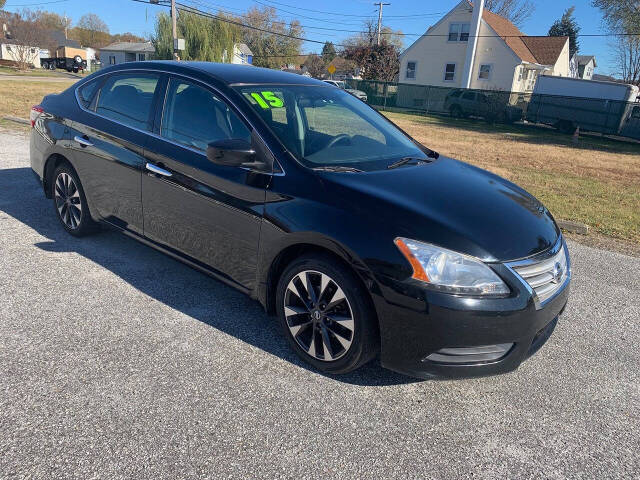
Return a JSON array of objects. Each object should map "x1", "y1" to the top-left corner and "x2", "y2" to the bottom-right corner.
[{"x1": 372, "y1": 248, "x2": 570, "y2": 379}]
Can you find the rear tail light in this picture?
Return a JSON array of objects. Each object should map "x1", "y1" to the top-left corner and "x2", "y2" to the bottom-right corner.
[{"x1": 30, "y1": 105, "x2": 44, "y2": 128}]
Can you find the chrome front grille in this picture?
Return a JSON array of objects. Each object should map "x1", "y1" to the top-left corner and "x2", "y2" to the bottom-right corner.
[{"x1": 509, "y1": 241, "x2": 569, "y2": 307}]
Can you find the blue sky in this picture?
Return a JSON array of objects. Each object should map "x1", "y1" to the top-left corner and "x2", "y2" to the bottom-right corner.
[{"x1": 4, "y1": 0, "x2": 615, "y2": 74}]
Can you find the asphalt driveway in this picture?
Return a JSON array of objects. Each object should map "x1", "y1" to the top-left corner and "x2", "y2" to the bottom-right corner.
[{"x1": 0, "y1": 130, "x2": 638, "y2": 479}]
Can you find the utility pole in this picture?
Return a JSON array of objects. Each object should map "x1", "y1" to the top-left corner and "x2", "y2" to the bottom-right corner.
[
  {"x1": 374, "y1": 2, "x2": 390, "y2": 46},
  {"x1": 171, "y1": 0, "x2": 179, "y2": 61}
]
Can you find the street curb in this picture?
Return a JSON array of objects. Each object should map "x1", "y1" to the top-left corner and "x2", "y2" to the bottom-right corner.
[
  {"x1": 2, "y1": 116, "x2": 30, "y2": 125},
  {"x1": 558, "y1": 219, "x2": 589, "y2": 235}
]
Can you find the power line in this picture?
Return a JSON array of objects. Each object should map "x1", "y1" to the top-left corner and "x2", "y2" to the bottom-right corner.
[
  {"x1": 189, "y1": 0, "x2": 370, "y2": 29},
  {"x1": 254, "y1": 0, "x2": 447, "y2": 18}
]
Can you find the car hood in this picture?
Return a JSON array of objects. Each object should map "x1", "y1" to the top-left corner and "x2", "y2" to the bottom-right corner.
[{"x1": 321, "y1": 157, "x2": 559, "y2": 262}]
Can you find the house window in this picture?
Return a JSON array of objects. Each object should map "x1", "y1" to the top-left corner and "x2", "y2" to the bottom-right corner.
[
  {"x1": 444, "y1": 63, "x2": 456, "y2": 82},
  {"x1": 109, "y1": 55, "x2": 116, "y2": 65},
  {"x1": 138, "y1": 53, "x2": 145, "y2": 61},
  {"x1": 6, "y1": 45, "x2": 11, "y2": 51},
  {"x1": 406, "y1": 61, "x2": 416, "y2": 79},
  {"x1": 517, "y1": 67, "x2": 523, "y2": 81},
  {"x1": 478, "y1": 64, "x2": 492, "y2": 80},
  {"x1": 449, "y1": 23, "x2": 470, "y2": 42}
]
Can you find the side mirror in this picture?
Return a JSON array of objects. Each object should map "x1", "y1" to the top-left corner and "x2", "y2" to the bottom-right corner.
[{"x1": 206, "y1": 139, "x2": 260, "y2": 168}]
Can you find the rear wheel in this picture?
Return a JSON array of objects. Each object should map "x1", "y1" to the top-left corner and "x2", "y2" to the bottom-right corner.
[
  {"x1": 52, "y1": 163, "x2": 96, "y2": 236},
  {"x1": 276, "y1": 254, "x2": 379, "y2": 374}
]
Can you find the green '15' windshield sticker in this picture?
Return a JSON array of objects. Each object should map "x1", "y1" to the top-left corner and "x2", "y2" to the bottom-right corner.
[{"x1": 250, "y1": 91, "x2": 284, "y2": 109}]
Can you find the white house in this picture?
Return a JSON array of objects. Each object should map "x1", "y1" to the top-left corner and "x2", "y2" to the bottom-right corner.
[
  {"x1": 399, "y1": 0, "x2": 570, "y2": 93},
  {"x1": 575, "y1": 55, "x2": 596, "y2": 80},
  {"x1": 232, "y1": 43, "x2": 253, "y2": 65},
  {"x1": 100, "y1": 42, "x2": 154, "y2": 66},
  {"x1": 0, "y1": 43, "x2": 41, "y2": 68}
]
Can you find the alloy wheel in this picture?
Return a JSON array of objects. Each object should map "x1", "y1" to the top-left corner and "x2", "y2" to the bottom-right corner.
[
  {"x1": 284, "y1": 270, "x2": 355, "y2": 361},
  {"x1": 54, "y1": 172, "x2": 82, "y2": 229}
]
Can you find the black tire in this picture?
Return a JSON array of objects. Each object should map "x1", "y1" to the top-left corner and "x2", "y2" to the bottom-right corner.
[
  {"x1": 49, "y1": 63, "x2": 55, "y2": 70},
  {"x1": 276, "y1": 253, "x2": 379, "y2": 374},
  {"x1": 41, "y1": 62, "x2": 48, "y2": 70},
  {"x1": 556, "y1": 120, "x2": 575, "y2": 134},
  {"x1": 51, "y1": 163, "x2": 96, "y2": 237}
]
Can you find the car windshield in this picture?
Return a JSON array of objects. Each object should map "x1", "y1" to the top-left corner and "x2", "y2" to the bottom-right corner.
[{"x1": 236, "y1": 85, "x2": 428, "y2": 171}]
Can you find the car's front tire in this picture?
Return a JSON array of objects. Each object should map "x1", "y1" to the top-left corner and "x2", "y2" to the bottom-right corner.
[
  {"x1": 52, "y1": 163, "x2": 96, "y2": 237},
  {"x1": 276, "y1": 253, "x2": 379, "y2": 374}
]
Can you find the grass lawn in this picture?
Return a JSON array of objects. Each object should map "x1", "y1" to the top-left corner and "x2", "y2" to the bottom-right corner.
[
  {"x1": 1, "y1": 79, "x2": 638, "y2": 246},
  {"x1": 383, "y1": 111, "x2": 640, "y2": 245},
  {"x1": 0, "y1": 80, "x2": 72, "y2": 119}
]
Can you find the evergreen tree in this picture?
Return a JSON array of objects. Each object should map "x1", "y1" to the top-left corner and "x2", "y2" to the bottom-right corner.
[
  {"x1": 321, "y1": 42, "x2": 336, "y2": 62},
  {"x1": 548, "y1": 7, "x2": 580, "y2": 57}
]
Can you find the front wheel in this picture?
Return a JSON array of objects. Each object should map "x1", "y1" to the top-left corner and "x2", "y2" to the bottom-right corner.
[
  {"x1": 52, "y1": 163, "x2": 96, "y2": 236},
  {"x1": 276, "y1": 254, "x2": 379, "y2": 374}
]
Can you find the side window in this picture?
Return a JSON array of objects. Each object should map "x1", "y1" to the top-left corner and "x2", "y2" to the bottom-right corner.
[
  {"x1": 77, "y1": 79, "x2": 99, "y2": 108},
  {"x1": 478, "y1": 64, "x2": 492, "y2": 80},
  {"x1": 444, "y1": 63, "x2": 456, "y2": 82},
  {"x1": 162, "y1": 79, "x2": 251, "y2": 151},
  {"x1": 406, "y1": 61, "x2": 416, "y2": 80},
  {"x1": 95, "y1": 74, "x2": 159, "y2": 130},
  {"x1": 462, "y1": 91, "x2": 475, "y2": 101},
  {"x1": 449, "y1": 23, "x2": 470, "y2": 42},
  {"x1": 632, "y1": 106, "x2": 640, "y2": 119}
]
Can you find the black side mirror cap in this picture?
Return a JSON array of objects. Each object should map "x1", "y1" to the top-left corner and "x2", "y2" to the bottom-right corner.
[{"x1": 206, "y1": 139, "x2": 257, "y2": 167}]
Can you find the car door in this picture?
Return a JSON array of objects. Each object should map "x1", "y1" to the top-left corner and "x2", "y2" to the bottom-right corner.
[
  {"x1": 141, "y1": 76, "x2": 270, "y2": 290},
  {"x1": 69, "y1": 71, "x2": 162, "y2": 234},
  {"x1": 460, "y1": 91, "x2": 476, "y2": 116}
]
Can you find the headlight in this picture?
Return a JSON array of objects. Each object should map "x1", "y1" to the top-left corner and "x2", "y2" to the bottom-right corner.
[{"x1": 394, "y1": 237, "x2": 509, "y2": 296}]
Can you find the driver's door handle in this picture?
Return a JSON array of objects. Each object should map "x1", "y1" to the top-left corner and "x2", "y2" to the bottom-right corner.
[
  {"x1": 146, "y1": 162, "x2": 172, "y2": 177},
  {"x1": 74, "y1": 135, "x2": 93, "y2": 147}
]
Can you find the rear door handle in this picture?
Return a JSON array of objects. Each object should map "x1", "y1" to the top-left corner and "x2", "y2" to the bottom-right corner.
[
  {"x1": 74, "y1": 135, "x2": 93, "y2": 147},
  {"x1": 146, "y1": 162, "x2": 172, "y2": 177}
]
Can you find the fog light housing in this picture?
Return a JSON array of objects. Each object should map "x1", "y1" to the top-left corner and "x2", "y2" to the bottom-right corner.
[{"x1": 423, "y1": 343, "x2": 514, "y2": 364}]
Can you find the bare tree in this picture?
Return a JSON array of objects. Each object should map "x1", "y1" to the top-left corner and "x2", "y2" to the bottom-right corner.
[
  {"x1": 592, "y1": 0, "x2": 640, "y2": 84},
  {"x1": 3, "y1": 10, "x2": 49, "y2": 70},
  {"x1": 71, "y1": 13, "x2": 110, "y2": 48},
  {"x1": 484, "y1": 0, "x2": 535, "y2": 28},
  {"x1": 613, "y1": 35, "x2": 640, "y2": 85}
]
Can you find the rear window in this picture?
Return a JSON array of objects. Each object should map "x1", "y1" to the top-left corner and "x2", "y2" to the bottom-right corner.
[
  {"x1": 95, "y1": 73, "x2": 160, "y2": 130},
  {"x1": 77, "y1": 79, "x2": 99, "y2": 108}
]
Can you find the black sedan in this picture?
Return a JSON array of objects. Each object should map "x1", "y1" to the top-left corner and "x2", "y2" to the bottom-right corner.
[{"x1": 30, "y1": 61, "x2": 570, "y2": 379}]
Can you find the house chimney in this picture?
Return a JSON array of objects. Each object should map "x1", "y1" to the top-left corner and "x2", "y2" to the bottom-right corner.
[{"x1": 461, "y1": 0, "x2": 484, "y2": 89}]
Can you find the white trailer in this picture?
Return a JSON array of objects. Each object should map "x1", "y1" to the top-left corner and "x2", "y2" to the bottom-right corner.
[{"x1": 526, "y1": 75, "x2": 640, "y2": 140}]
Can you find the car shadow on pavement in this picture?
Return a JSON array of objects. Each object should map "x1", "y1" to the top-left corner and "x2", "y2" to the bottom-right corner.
[{"x1": 0, "y1": 167, "x2": 420, "y2": 387}]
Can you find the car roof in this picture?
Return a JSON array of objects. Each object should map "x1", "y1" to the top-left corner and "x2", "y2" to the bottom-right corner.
[{"x1": 99, "y1": 60, "x2": 326, "y2": 87}]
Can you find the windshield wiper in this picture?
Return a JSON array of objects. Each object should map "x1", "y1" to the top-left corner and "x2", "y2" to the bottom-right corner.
[
  {"x1": 312, "y1": 166, "x2": 364, "y2": 173},
  {"x1": 387, "y1": 157, "x2": 431, "y2": 170}
]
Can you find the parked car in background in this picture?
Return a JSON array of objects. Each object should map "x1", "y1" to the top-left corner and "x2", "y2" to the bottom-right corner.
[
  {"x1": 444, "y1": 89, "x2": 522, "y2": 123},
  {"x1": 30, "y1": 61, "x2": 569, "y2": 379},
  {"x1": 322, "y1": 79, "x2": 368, "y2": 102},
  {"x1": 527, "y1": 75, "x2": 640, "y2": 139}
]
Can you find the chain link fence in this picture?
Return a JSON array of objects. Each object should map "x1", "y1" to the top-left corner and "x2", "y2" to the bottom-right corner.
[{"x1": 345, "y1": 79, "x2": 640, "y2": 141}]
